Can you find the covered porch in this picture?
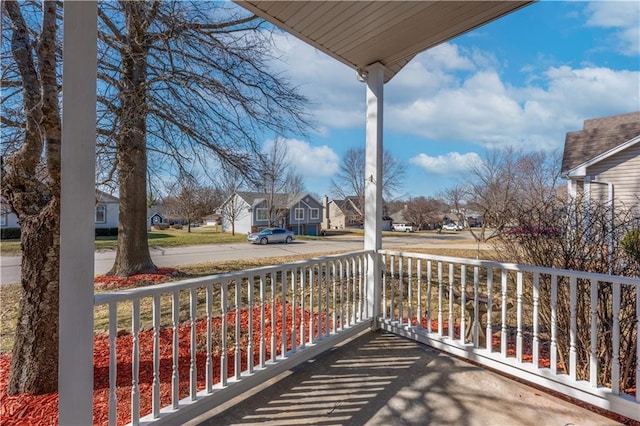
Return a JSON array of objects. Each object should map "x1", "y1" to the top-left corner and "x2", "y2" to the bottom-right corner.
[{"x1": 56, "y1": 1, "x2": 639, "y2": 425}]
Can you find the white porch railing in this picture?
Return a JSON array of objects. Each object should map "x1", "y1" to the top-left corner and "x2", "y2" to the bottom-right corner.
[
  {"x1": 379, "y1": 250, "x2": 640, "y2": 421},
  {"x1": 94, "y1": 249, "x2": 639, "y2": 424},
  {"x1": 93, "y1": 251, "x2": 372, "y2": 425}
]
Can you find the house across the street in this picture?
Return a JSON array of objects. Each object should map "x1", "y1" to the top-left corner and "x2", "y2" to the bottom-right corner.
[
  {"x1": 1, "y1": 189, "x2": 119, "y2": 232},
  {"x1": 219, "y1": 191, "x2": 323, "y2": 236}
]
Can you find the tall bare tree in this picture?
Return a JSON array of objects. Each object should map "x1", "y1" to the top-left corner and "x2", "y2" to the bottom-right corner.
[
  {"x1": 403, "y1": 196, "x2": 447, "y2": 230},
  {"x1": 252, "y1": 137, "x2": 305, "y2": 226},
  {"x1": 163, "y1": 172, "x2": 222, "y2": 232},
  {"x1": 95, "y1": 1, "x2": 310, "y2": 276},
  {"x1": 330, "y1": 146, "x2": 406, "y2": 214},
  {"x1": 1, "y1": 0, "x2": 61, "y2": 394},
  {"x1": 218, "y1": 165, "x2": 248, "y2": 236}
]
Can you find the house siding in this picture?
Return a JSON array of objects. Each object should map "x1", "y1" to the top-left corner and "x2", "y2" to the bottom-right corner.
[
  {"x1": 95, "y1": 202, "x2": 119, "y2": 229},
  {"x1": 221, "y1": 194, "x2": 252, "y2": 234},
  {"x1": 586, "y1": 144, "x2": 640, "y2": 212}
]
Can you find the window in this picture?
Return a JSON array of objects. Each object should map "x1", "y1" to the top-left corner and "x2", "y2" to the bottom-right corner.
[
  {"x1": 0, "y1": 212, "x2": 6, "y2": 226},
  {"x1": 256, "y1": 208, "x2": 268, "y2": 221},
  {"x1": 294, "y1": 208, "x2": 304, "y2": 221},
  {"x1": 95, "y1": 204, "x2": 106, "y2": 224},
  {"x1": 310, "y1": 208, "x2": 319, "y2": 220}
]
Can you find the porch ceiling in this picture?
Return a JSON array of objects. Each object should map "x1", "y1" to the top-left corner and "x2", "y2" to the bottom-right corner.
[{"x1": 235, "y1": 1, "x2": 533, "y2": 82}]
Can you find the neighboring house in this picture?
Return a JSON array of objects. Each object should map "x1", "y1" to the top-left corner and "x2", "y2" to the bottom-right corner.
[
  {"x1": 220, "y1": 191, "x2": 323, "y2": 236},
  {"x1": 1, "y1": 189, "x2": 119, "y2": 230},
  {"x1": 561, "y1": 112, "x2": 640, "y2": 216},
  {"x1": 94, "y1": 190, "x2": 119, "y2": 229},
  {"x1": 322, "y1": 196, "x2": 364, "y2": 229}
]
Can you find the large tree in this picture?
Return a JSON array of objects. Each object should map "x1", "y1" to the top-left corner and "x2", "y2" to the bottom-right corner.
[
  {"x1": 252, "y1": 137, "x2": 305, "y2": 227},
  {"x1": 329, "y1": 146, "x2": 406, "y2": 214},
  {"x1": 95, "y1": 1, "x2": 310, "y2": 276},
  {"x1": 1, "y1": 0, "x2": 61, "y2": 394}
]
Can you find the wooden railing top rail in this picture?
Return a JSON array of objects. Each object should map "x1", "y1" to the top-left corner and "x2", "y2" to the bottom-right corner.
[{"x1": 379, "y1": 250, "x2": 640, "y2": 286}]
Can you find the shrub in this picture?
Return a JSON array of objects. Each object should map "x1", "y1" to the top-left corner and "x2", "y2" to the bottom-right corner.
[
  {"x1": 621, "y1": 228, "x2": 640, "y2": 263},
  {"x1": 1, "y1": 228, "x2": 21, "y2": 240},
  {"x1": 95, "y1": 227, "x2": 119, "y2": 237}
]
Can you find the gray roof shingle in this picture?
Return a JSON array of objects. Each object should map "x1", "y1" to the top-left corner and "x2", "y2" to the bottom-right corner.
[{"x1": 561, "y1": 112, "x2": 640, "y2": 174}]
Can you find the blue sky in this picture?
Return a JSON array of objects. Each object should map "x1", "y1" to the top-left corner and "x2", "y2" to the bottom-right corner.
[{"x1": 256, "y1": 1, "x2": 639, "y2": 200}]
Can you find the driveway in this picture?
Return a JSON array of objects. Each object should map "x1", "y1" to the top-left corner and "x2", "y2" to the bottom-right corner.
[{"x1": 0, "y1": 232, "x2": 486, "y2": 285}]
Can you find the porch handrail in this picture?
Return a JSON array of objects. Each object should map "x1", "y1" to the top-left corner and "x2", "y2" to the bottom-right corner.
[
  {"x1": 93, "y1": 250, "x2": 374, "y2": 425},
  {"x1": 378, "y1": 249, "x2": 640, "y2": 421}
]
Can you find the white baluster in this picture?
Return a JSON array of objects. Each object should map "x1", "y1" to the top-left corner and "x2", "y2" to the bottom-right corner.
[
  {"x1": 501, "y1": 270, "x2": 508, "y2": 357},
  {"x1": 339, "y1": 260, "x2": 344, "y2": 331},
  {"x1": 550, "y1": 274, "x2": 558, "y2": 375},
  {"x1": 271, "y1": 273, "x2": 277, "y2": 362},
  {"x1": 172, "y1": 291, "x2": 180, "y2": 405},
  {"x1": 221, "y1": 283, "x2": 228, "y2": 386},
  {"x1": 390, "y1": 255, "x2": 395, "y2": 321},
  {"x1": 611, "y1": 281, "x2": 621, "y2": 394},
  {"x1": 205, "y1": 284, "x2": 213, "y2": 392},
  {"x1": 281, "y1": 269, "x2": 287, "y2": 356},
  {"x1": 532, "y1": 273, "x2": 539, "y2": 367},
  {"x1": 399, "y1": 256, "x2": 404, "y2": 324},
  {"x1": 259, "y1": 273, "x2": 266, "y2": 368},
  {"x1": 408, "y1": 257, "x2": 413, "y2": 325},
  {"x1": 291, "y1": 269, "x2": 297, "y2": 353},
  {"x1": 417, "y1": 258, "x2": 423, "y2": 330},
  {"x1": 447, "y1": 263, "x2": 453, "y2": 340},
  {"x1": 190, "y1": 287, "x2": 198, "y2": 399},
  {"x1": 332, "y1": 262, "x2": 337, "y2": 333},
  {"x1": 235, "y1": 280, "x2": 241, "y2": 380},
  {"x1": 516, "y1": 272, "x2": 523, "y2": 362},
  {"x1": 460, "y1": 265, "x2": 466, "y2": 344},
  {"x1": 247, "y1": 277, "x2": 254, "y2": 373},
  {"x1": 108, "y1": 302, "x2": 117, "y2": 426},
  {"x1": 569, "y1": 276, "x2": 577, "y2": 380},
  {"x1": 309, "y1": 267, "x2": 314, "y2": 343},
  {"x1": 589, "y1": 278, "x2": 597, "y2": 387},
  {"x1": 152, "y1": 294, "x2": 160, "y2": 417},
  {"x1": 382, "y1": 255, "x2": 387, "y2": 319},
  {"x1": 473, "y1": 266, "x2": 479, "y2": 347},
  {"x1": 300, "y1": 268, "x2": 306, "y2": 349},
  {"x1": 131, "y1": 298, "x2": 140, "y2": 425},
  {"x1": 486, "y1": 268, "x2": 493, "y2": 351}
]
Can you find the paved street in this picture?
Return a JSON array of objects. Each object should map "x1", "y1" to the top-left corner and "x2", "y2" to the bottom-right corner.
[{"x1": 0, "y1": 232, "x2": 485, "y2": 285}]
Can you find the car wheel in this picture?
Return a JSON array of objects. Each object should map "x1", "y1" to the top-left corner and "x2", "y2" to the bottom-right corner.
[
  {"x1": 260, "y1": 237, "x2": 268, "y2": 245},
  {"x1": 285, "y1": 236, "x2": 292, "y2": 243}
]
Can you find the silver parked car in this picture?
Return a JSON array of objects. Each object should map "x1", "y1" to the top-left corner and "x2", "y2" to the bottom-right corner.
[{"x1": 247, "y1": 227, "x2": 295, "y2": 245}]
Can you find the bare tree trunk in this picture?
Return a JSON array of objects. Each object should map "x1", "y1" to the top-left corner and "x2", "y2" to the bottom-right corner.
[
  {"x1": 107, "y1": 2, "x2": 156, "y2": 276},
  {"x1": 2, "y1": 0, "x2": 61, "y2": 394}
]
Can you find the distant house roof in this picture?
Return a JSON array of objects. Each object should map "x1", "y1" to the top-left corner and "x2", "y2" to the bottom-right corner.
[
  {"x1": 96, "y1": 189, "x2": 119, "y2": 204},
  {"x1": 331, "y1": 196, "x2": 362, "y2": 216},
  {"x1": 236, "y1": 191, "x2": 320, "y2": 209},
  {"x1": 561, "y1": 112, "x2": 640, "y2": 176}
]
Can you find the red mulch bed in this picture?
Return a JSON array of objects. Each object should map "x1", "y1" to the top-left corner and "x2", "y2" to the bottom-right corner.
[{"x1": 1, "y1": 270, "x2": 637, "y2": 425}]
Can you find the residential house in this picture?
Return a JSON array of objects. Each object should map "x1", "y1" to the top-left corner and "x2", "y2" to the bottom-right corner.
[
  {"x1": 1, "y1": 189, "x2": 119, "y2": 230},
  {"x1": 322, "y1": 195, "x2": 364, "y2": 229},
  {"x1": 561, "y1": 112, "x2": 640, "y2": 216},
  {"x1": 220, "y1": 191, "x2": 323, "y2": 236}
]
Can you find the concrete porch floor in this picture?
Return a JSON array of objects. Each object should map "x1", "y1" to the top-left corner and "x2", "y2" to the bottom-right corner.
[{"x1": 187, "y1": 331, "x2": 624, "y2": 426}]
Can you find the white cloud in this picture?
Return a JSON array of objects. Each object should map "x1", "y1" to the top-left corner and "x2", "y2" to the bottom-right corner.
[
  {"x1": 263, "y1": 137, "x2": 339, "y2": 178},
  {"x1": 584, "y1": 2, "x2": 640, "y2": 56},
  {"x1": 410, "y1": 152, "x2": 481, "y2": 176},
  {"x1": 270, "y1": 33, "x2": 364, "y2": 130},
  {"x1": 267, "y1": 8, "x2": 638, "y2": 155}
]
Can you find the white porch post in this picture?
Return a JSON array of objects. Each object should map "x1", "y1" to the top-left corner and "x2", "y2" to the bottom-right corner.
[
  {"x1": 59, "y1": 2, "x2": 97, "y2": 425},
  {"x1": 364, "y1": 63, "x2": 384, "y2": 325}
]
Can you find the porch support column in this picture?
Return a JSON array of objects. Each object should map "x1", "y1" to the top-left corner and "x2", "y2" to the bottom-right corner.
[
  {"x1": 364, "y1": 63, "x2": 384, "y2": 325},
  {"x1": 59, "y1": 2, "x2": 97, "y2": 425}
]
